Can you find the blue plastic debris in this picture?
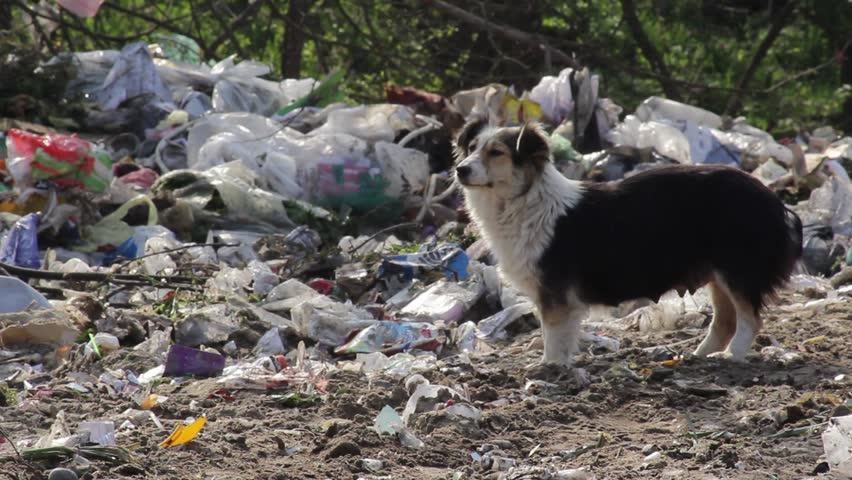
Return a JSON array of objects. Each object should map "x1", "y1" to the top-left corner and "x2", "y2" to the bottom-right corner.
[
  {"x1": 380, "y1": 242, "x2": 470, "y2": 282},
  {"x1": 0, "y1": 213, "x2": 42, "y2": 269}
]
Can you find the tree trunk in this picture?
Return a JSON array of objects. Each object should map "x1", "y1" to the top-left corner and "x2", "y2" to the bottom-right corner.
[
  {"x1": 0, "y1": 2, "x2": 11, "y2": 31},
  {"x1": 841, "y1": 41, "x2": 852, "y2": 133},
  {"x1": 281, "y1": 0, "x2": 312, "y2": 78}
]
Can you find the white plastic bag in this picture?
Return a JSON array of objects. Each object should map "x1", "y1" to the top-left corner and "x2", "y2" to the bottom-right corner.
[
  {"x1": 823, "y1": 414, "x2": 852, "y2": 478},
  {"x1": 635, "y1": 96, "x2": 723, "y2": 129},
  {"x1": 309, "y1": 104, "x2": 418, "y2": 143},
  {"x1": 607, "y1": 115, "x2": 692, "y2": 164}
]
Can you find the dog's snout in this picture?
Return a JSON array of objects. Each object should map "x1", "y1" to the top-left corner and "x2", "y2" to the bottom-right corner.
[{"x1": 456, "y1": 165, "x2": 472, "y2": 178}]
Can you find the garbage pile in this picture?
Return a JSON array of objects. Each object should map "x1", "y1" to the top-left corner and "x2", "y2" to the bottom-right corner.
[{"x1": 1, "y1": 41, "x2": 852, "y2": 478}]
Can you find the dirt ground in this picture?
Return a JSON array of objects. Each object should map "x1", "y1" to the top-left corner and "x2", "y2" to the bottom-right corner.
[{"x1": 2, "y1": 283, "x2": 851, "y2": 480}]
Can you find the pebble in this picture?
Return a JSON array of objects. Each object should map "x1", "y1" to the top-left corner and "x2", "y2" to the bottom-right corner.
[
  {"x1": 326, "y1": 440, "x2": 361, "y2": 458},
  {"x1": 48, "y1": 469, "x2": 78, "y2": 480}
]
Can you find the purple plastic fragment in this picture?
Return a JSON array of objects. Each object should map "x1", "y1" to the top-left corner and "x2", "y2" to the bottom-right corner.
[
  {"x1": 163, "y1": 344, "x2": 225, "y2": 378},
  {"x1": 0, "y1": 213, "x2": 41, "y2": 269}
]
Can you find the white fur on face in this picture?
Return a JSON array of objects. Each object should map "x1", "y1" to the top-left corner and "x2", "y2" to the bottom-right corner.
[
  {"x1": 455, "y1": 128, "x2": 532, "y2": 198},
  {"x1": 456, "y1": 152, "x2": 490, "y2": 186}
]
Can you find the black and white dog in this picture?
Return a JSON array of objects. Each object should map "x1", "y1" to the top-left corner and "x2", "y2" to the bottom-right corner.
[{"x1": 454, "y1": 119, "x2": 803, "y2": 367}]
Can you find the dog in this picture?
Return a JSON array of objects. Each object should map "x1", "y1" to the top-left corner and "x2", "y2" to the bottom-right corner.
[{"x1": 454, "y1": 119, "x2": 803, "y2": 367}]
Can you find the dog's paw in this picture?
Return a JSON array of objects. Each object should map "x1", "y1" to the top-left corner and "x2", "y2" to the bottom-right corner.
[
  {"x1": 573, "y1": 367, "x2": 591, "y2": 387},
  {"x1": 706, "y1": 351, "x2": 747, "y2": 362},
  {"x1": 524, "y1": 362, "x2": 589, "y2": 388}
]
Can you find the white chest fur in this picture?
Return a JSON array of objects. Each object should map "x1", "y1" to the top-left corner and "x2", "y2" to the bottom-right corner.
[{"x1": 463, "y1": 164, "x2": 584, "y2": 301}]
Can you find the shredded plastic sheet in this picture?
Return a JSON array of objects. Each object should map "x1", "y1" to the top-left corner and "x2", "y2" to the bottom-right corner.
[{"x1": 159, "y1": 415, "x2": 207, "y2": 448}]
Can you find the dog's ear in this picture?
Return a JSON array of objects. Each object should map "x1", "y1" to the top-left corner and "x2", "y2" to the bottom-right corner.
[
  {"x1": 454, "y1": 117, "x2": 487, "y2": 158},
  {"x1": 514, "y1": 122, "x2": 550, "y2": 171}
]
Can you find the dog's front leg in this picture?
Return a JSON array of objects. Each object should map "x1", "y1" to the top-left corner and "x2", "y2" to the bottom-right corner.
[{"x1": 539, "y1": 302, "x2": 584, "y2": 367}]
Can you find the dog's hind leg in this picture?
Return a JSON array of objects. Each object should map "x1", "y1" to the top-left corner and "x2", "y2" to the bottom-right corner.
[
  {"x1": 725, "y1": 294, "x2": 763, "y2": 361},
  {"x1": 706, "y1": 278, "x2": 763, "y2": 361},
  {"x1": 693, "y1": 280, "x2": 737, "y2": 357},
  {"x1": 539, "y1": 301, "x2": 587, "y2": 367}
]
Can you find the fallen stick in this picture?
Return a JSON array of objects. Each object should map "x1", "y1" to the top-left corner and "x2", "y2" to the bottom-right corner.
[{"x1": 0, "y1": 261, "x2": 205, "y2": 290}]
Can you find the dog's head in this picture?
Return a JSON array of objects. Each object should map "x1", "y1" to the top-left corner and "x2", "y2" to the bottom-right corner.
[{"x1": 453, "y1": 118, "x2": 551, "y2": 198}]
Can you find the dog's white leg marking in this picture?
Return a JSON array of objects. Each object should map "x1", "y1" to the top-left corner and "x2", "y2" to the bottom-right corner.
[
  {"x1": 540, "y1": 303, "x2": 585, "y2": 366},
  {"x1": 726, "y1": 299, "x2": 762, "y2": 361},
  {"x1": 707, "y1": 278, "x2": 762, "y2": 361},
  {"x1": 694, "y1": 280, "x2": 737, "y2": 356}
]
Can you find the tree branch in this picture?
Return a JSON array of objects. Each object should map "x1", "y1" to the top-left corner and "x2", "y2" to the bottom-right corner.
[
  {"x1": 207, "y1": 0, "x2": 267, "y2": 55},
  {"x1": 724, "y1": 0, "x2": 800, "y2": 115},
  {"x1": 618, "y1": 0, "x2": 681, "y2": 100},
  {"x1": 427, "y1": 0, "x2": 581, "y2": 69}
]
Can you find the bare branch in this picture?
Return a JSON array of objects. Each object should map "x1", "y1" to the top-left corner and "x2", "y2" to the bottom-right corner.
[
  {"x1": 427, "y1": 0, "x2": 581, "y2": 69},
  {"x1": 207, "y1": 0, "x2": 267, "y2": 55},
  {"x1": 618, "y1": 0, "x2": 681, "y2": 100},
  {"x1": 724, "y1": 0, "x2": 800, "y2": 115}
]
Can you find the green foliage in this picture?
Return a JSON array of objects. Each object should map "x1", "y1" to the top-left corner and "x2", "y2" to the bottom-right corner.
[{"x1": 8, "y1": 0, "x2": 852, "y2": 134}]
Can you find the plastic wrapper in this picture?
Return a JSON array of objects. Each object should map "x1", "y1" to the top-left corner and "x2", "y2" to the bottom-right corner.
[
  {"x1": 380, "y1": 242, "x2": 470, "y2": 282},
  {"x1": 335, "y1": 321, "x2": 445, "y2": 355},
  {"x1": 163, "y1": 344, "x2": 225, "y2": 378},
  {"x1": 399, "y1": 281, "x2": 482, "y2": 324},
  {"x1": 291, "y1": 296, "x2": 377, "y2": 346},
  {"x1": 5, "y1": 129, "x2": 113, "y2": 192}
]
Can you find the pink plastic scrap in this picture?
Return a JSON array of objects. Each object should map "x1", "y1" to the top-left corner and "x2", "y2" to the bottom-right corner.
[{"x1": 56, "y1": 0, "x2": 105, "y2": 17}]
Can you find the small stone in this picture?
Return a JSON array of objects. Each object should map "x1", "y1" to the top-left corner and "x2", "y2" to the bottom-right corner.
[
  {"x1": 642, "y1": 444, "x2": 659, "y2": 455},
  {"x1": 48, "y1": 468, "x2": 78, "y2": 480},
  {"x1": 832, "y1": 404, "x2": 852, "y2": 418},
  {"x1": 360, "y1": 458, "x2": 384, "y2": 472},
  {"x1": 326, "y1": 440, "x2": 361, "y2": 458}
]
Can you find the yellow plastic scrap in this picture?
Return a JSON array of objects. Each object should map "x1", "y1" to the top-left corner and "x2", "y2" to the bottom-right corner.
[
  {"x1": 139, "y1": 394, "x2": 161, "y2": 410},
  {"x1": 159, "y1": 415, "x2": 207, "y2": 448},
  {"x1": 803, "y1": 335, "x2": 829, "y2": 345},
  {"x1": 501, "y1": 93, "x2": 543, "y2": 124},
  {"x1": 661, "y1": 358, "x2": 683, "y2": 368}
]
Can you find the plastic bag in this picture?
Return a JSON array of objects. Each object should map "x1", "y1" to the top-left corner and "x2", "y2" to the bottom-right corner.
[
  {"x1": 5, "y1": 129, "x2": 113, "y2": 192},
  {"x1": 309, "y1": 104, "x2": 418, "y2": 143},
  {"x1": 606, "y1": 115, "x2": 692, "y2": 164},
  {"x1": 47, "y1": 49, "x2": 119, "y2": 100},
  {"x1": 187, "y1": 113, "x2": 430, "y2": 212},
  {"x1": 823, "y1": 414, "x2": 852, "y2": 477},
  {"x1": 211, "y1": 56, "x2": 315, "y2": 116},
  {"x1": 635, "y1": 96, "x2": 723, "y2": 129},
  {"x1": 0, "y1": 213, "x2": 41, "y2": 268},
  {"x1": 94, "y1": 42, "x2": 173, "y2": 110},
  {"x1": 807, "y1": 176, "x2": 852, "y2": 237},
  {"x1": 79, "y1": 195, "x2": 158, "y2": 253},
  {"x1": 291, "y1": 296, "x2": 377, "y2": 346},
  {"x1": 529, "y1": 69, "x2": 575, "y2": 125},
  {"x1": 0, "y1": 277, "x2": 52, "y2": 313}
]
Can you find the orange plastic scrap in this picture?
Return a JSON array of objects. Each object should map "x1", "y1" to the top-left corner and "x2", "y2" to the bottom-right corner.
[
  {"x1": 159, "y1": 415, "x2": 207, "y2": 448},
  {"x1": 660, "y1": 358, "x2": 683, "y2": 368}
]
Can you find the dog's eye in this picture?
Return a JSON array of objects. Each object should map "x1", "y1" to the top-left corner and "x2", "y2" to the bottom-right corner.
[{"x1": 487, "y1": 149, "x2": 503, "y2": 157}]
